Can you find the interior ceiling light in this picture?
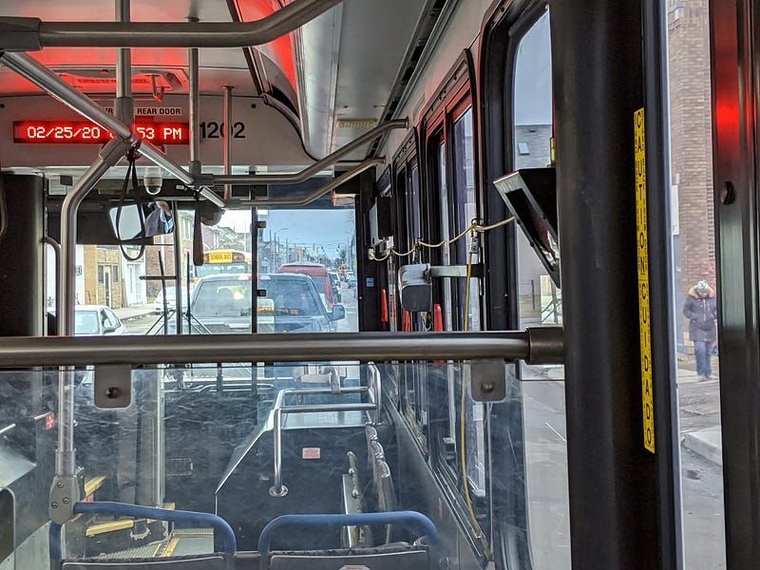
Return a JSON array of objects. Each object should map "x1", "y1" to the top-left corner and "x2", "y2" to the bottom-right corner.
[
  {"x1": 336, "y1": 118, "x2": 379, "y2": 129},
  {"x1": 53, "y1": 68, "x2": 188, "y2": 94}
]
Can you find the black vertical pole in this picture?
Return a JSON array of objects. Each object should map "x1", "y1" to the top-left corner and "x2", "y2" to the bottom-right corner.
[
  {"x1": 710, "y1": 1, "x2": 760, "y2": 566},
  {"x1": 550, "y1": 0, "x2": 675, "y2": 567},
  {"x1": 171, "y1": 201, "x2": 182, "y2": 336},
  {"x1": 0, "y1": 174, "x2": 44, "y2": 337},
  {"x1": 357, "y1": 171, "x2": 380, "y2": 331},
  {"x1": 643, "y1": 0, "x2": 684, "y2": 568},
  {"x1": 250, "y1": 207, "x2": 259, "y2": 421},
  {"x1": 251, "y1": 207, "x2": 258, "y2": 334}
]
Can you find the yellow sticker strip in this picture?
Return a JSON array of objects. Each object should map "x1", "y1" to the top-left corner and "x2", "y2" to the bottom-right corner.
[
  {"x1": 162, "y1": 537, "x2": 180, "y2": 557},
  {"x1": 635, "y1": 108, "x2": 655, "y2": 454},
  {"x1": 85, "y1": 519, "x2": 134, "y2": 537},
  {"x1": 83, "y1": 475, "x2": 107, "y2": 497}
]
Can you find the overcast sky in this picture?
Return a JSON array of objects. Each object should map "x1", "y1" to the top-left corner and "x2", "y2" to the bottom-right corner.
[
  {"x1": 218, "y1": 208, "x2": 355, "y2": 248},
  {"x1": 514, "y1": 11, "x2": 552, "y2": 126}
]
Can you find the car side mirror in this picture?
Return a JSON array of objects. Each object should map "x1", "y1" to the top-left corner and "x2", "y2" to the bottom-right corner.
[
  {"x1": 102, "y1": 324, "x2": 117, "y2": 334},
  {"x1": 330, "y1": 304, "x2": 346, "y2": 321}
]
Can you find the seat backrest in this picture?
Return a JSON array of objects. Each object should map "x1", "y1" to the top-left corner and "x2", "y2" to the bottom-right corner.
[
  {"x1": 269, "y1": 547, "x2": 428, "y2": 570},
  {"x1": 375, "y1": 460, "x2": 396, "y2": 513},
  {"x1": 369, "y1": 440, "x2": 384, "y2": 463},
  {"x1": 365, "y1": 425, "x2": 378, "y2": 466},
  {"x1": 62, "y1": 555, "x2": 227, "y2": 570}
]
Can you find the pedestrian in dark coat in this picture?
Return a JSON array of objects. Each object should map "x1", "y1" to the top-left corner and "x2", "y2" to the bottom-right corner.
[{"x1": 682, "y1": 280, "x2": 718, "y2": 379}]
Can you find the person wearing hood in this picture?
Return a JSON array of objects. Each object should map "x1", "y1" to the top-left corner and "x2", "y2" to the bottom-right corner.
[{"x1": 682, "y1": 280, "x2": 718, "y2": 380}]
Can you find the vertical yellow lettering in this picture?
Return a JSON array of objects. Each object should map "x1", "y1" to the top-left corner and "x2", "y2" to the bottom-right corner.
[{"x1": 635, "y1": 108, "x2": 655, "y2": 454}]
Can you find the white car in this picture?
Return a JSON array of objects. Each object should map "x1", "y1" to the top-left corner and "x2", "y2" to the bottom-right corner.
[
  {"x1": 74, "y1": 305, "x2": 128, "y2": 336},
  {"x1": 154, "y1": 286, "x2": 177, "y2": 314}
]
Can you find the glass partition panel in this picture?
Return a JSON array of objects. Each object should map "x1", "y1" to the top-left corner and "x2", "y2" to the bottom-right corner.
[
  {"x1": 0, "y1": 359, "x2": 525, "y2": 568},
  {"x1": 512, "y1": 9, "x2": 571, "y2": 570}
]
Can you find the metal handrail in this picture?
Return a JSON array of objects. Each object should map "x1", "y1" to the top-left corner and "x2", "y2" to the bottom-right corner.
[
  {"x1": 49, "y1": 501, "x2": 237, "y2": 561},
  {"x1": 215, "y1": 120, "x2": 406, "y2": 185},
  {"x1": 269, "y1": 385, "x2": 375, "y2": 498},
  {"x1": 257, "y1": 511, "x2": 439, "y2": 554},
  {"x1": 0, "y1": 329, "x2": 559, "y2": 368},
  {"x1": 369, "y1": 363, "x2": 382, "y2": 424},
  {"x1": 230, "y1": 159, "x2": 384, "y2": 207},
  {"x1": 41, "y1": 237, "x2": 61, "y2": 332}
]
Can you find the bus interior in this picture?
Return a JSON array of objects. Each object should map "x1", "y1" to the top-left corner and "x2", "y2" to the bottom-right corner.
[{"x1": 0, "y1": 0, "x2": 758, "y2": 569}]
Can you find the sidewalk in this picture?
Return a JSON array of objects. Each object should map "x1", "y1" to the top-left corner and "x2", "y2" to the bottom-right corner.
[
  {"x1": 677, "y1": 364, "x2": 723, "y2": 466},
  {"x1": 114, "y1": 304, "x2": 154, "y2": 322}
]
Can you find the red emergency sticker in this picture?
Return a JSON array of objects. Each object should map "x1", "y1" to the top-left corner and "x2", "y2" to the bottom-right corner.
[{"x1": 302, "y1": 447, "x2": 321, "y2": 460}]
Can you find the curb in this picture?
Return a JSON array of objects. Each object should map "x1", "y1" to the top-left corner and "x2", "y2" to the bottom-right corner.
[{"x1": 683, "y1": 429, "x2": 722, "y2": 466}]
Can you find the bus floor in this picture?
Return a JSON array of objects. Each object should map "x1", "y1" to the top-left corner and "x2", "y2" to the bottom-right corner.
[{"x1": 98, "y1": 528, "x2": 214, "y2": 560}]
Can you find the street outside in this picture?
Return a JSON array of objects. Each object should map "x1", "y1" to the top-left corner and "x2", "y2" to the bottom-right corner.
[{"x1": 524, "y1": 360, "x2": 726, "y2": 570}]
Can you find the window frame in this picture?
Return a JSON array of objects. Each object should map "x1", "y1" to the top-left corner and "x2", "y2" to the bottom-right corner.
[{"x1": 417, "y1": 53, "x2": 492, "y2": 547}]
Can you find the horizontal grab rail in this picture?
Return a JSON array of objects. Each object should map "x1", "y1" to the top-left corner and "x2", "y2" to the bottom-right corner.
[
  {"x1": 0, "y1": 328, "x2": 564, "y2": 368},
  {"x1": 49, "y1": 501, "x2": 236, "y2": 561},
  {"x1": 257, "y1": 511, "x2": 439, "y2": 554}
]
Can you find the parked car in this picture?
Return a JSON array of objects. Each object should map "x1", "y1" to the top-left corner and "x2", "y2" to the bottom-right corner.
[
  {"x1": 328, "y1": 271, "x2": 342, "y2": 303},
  {"x1": 188, "y1": 273, "x2": 345, "y2": 335},
  {"x1": 74, "y1": 305, "x2": 128, "y2": 336},
  {"x1": 278, "y1": 262, "x2": 335, "y2": 309},
  {"x1": 153, "y1": 286, "x2": 177, "y2": 313}
]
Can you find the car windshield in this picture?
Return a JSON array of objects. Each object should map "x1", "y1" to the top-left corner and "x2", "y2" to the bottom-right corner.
[
  {"x1": 75, "y1": 311, "x2": 99, "y2": 335},
  {"x1": 267, "y1": 277, "x2": 323, "y2": 316},
  {"x1": 311, "y1": 277, "x2": 326, "y2": 296},
  {"x1": 192, "y1": 276, "x2": 323, "y2": 317}
]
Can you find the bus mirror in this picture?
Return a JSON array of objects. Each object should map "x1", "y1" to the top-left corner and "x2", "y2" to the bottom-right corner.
[{"x1": 109, "y1": 200, "x2": 175, "y2": 241}]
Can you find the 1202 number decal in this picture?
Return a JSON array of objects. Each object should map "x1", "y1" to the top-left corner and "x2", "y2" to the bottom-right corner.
[{"x1": 199, "y1": 121, "x2": 246, "y2": 139}]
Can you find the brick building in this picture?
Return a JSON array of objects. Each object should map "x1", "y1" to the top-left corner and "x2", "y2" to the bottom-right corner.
[
  {"x1": 81, "y1": 245, "x2": 128, "y2": 308},
  {"x1": 667, "y1": 0, "x2": 714, "y2": 348}
]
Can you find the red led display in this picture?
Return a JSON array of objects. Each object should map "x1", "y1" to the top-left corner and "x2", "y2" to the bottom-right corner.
[{"x1": 12, "y1": 120, "x2": 190, "y2": 145}]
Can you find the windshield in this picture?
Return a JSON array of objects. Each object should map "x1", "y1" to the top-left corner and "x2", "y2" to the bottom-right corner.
[
  {"x1": 74, "y1": 311, "x2": 99, "y2": 335},
  {"x1": 267, "y1": 277, "x2": 323, "y2": 316},
  {"x1": 193, "y1": 280, "x2": 251, "y2": 317}
]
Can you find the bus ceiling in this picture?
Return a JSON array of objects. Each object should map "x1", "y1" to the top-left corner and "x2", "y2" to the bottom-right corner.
[
  {"x1": 0, "y1": 0, "x2": 343, "y2": 50},
  {"x1": 0, "y1": 0, "x2": 432, "y2": 163}
]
